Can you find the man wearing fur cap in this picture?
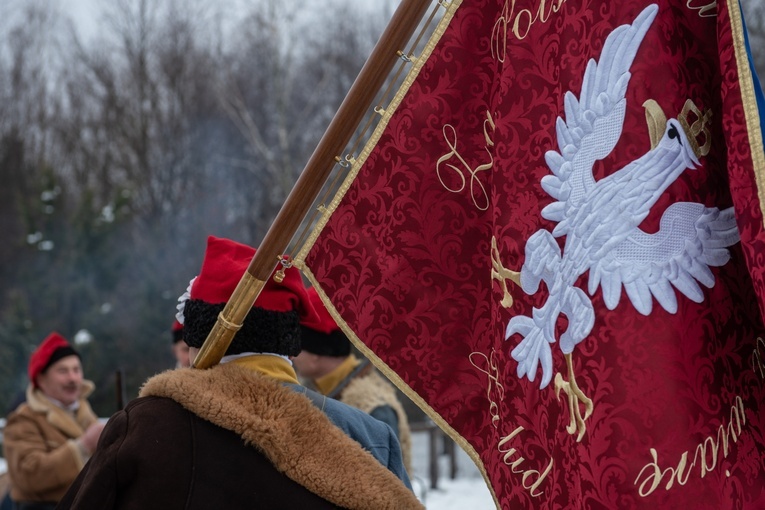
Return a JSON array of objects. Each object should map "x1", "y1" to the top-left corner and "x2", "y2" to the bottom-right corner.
[
  {"x1": 3, "y1": 332, "x2": 104, "y2": 510},
  {"x1": 293, "y1": 287, "x2": 413, "y2": 475},
  {"x1": 58, "y1": 236, "x2": 422, "y2": 510}
]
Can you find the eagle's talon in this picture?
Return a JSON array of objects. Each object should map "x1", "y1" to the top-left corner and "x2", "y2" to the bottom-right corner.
[{"x1": 554, "y1": 353, "x2": 593, "y2": 442}]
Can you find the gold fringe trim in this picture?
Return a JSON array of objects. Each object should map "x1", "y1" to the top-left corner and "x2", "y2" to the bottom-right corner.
[{"x1": 726, "y1": 0, "x2": 765, "y2": 223}]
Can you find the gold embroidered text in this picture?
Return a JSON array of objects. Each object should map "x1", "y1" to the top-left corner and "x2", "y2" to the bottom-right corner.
[
  {"x1": 752, "y1": 337, "x2": 765, "y2": 379},
  {"x1": 634, "y1": 396, "x2": 746, "y2": 496},
  {"x1": 471, "y1": 350, "x2": 554, "y2": 498},
  {"x1": 498, "y1": 426, "x2": 554, "y2": 497},
  {"x1": 492, "y1": 0, "x2": 567, "y2": 60},
  {"x1": 469, "y1": 350, "x2": 505, "y2": 428},
  {"x1": 685, "y1": 0, "x2": 717, "y2": 18},
  {"x1": 436, "y1": 110, "x2": 495, "y2": 211}
]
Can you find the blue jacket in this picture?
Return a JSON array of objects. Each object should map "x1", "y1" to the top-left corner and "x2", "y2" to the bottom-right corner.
[{"x1": 285, "y1": 383, "x2": 412, "y2": 489}]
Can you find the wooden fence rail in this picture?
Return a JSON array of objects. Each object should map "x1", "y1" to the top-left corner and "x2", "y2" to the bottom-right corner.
[{"x1": 410, "y1": 419, "x2": 457, "y2": 489}]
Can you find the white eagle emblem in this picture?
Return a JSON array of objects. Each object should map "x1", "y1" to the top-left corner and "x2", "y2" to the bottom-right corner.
[{"x1": 505, "y1": 4, "x2": 739, "y2": 437}]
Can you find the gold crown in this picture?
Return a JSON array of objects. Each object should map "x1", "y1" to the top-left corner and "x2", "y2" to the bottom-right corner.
[
  {"x1": 678, "y1": 98, "x2": 712, "y2": 158},
  {"x1": 643, "y1": 98, "x2": 713, "y2": 158}
]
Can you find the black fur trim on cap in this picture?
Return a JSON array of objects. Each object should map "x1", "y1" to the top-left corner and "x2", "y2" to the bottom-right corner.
[
  {"x1": 183, "y1": 299, "x2": 302, "y2": 356},
  {"x1": 300, "y1": 326, "x2": 351, "y2": 357},
  {"x1": 42, "y1": 346, "x2": 81, "y2": 373}
]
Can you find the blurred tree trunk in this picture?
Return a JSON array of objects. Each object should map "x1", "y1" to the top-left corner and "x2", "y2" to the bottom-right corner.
[{"x1": 216, "y1": 0, "x2": 384, "y2": 242}]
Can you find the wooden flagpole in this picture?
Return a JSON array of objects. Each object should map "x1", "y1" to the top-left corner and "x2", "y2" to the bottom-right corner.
[{"x1": 193, "y1": 0, "x2": 433, "y2": 369}]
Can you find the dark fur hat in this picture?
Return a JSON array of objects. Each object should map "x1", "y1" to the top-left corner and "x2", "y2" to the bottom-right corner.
[
  {"x1": 178, "y1": 236, "x2": 319, "y2": 356},
  {"x1": 300, "y1": 287, "x2": 351, "y2": 357}
]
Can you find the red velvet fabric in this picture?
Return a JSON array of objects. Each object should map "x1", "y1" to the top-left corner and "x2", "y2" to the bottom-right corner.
[{"x1": 306, "y1": 1, "x2": 765, "y2": 508}]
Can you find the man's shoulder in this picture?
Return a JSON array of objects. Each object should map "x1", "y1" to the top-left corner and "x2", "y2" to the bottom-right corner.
[
  {"x1": 342, "y1": 369, "x2": 400, "y2": 409},
  {"x1": 121, "y1": 395, "x2": 187, "y2": 416},
  {"x1": 3, "y1": 404, "x2": 47, "y2": 442},
  {"x1": 290, "y1": 385, "x2": 395, "y2": 439},
  {"x1": 100, "y1": 396, "x2": 196, "y2": 447},
  {"x1": 350, "y1": 369, "x2": 396, "y2": 393},
  {"x1": 323, "y1": 391, "x2": 381, "y2": 422},
  {"x1": 5, "y1": 403, "x2": 35, "y2": 424}
]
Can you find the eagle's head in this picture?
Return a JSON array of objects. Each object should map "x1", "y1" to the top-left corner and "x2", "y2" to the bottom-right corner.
[
  {"x1": 643, "y1": 98, "x2": 712, "y2": 171},
  {"x1": 662, "y1": 118, "x2": 701, "y2": 169}
]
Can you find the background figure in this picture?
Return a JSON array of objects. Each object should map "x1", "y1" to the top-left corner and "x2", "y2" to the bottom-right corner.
[
  {"x1": 2, "y1": 333, "x2": 104, "y2": 510},
  {"x1": 170, "y1": 320, "x2": 190, "y2": 368},
  {"x1": 294, "y1": 287, "x2": 413, "y2": 475},
  {"x1": 0, "y1": 390, "x2": 25, "y2": 510},
  {"x1": 58, "y1": 236, "x2": 421, "y2": 509}
]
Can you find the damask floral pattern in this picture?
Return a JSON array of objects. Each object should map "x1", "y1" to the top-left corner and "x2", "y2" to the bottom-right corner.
[{"x1": 304, "y1": 1, "x2": 765, "y2": 508}]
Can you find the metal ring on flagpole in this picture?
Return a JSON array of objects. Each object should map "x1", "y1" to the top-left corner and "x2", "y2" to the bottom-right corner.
[
  {"x1": 335, "y1": 155, "x2": 350, "y2": 168},
  {"x1": 273, "y1": 255, "x2": 293, "y2": 283},
  {"x1": 374, "y1": 106, "x2": 386, "y2": 116},
  {"x1": 396, "y1": 50, "x2": 412, "y2": 63},
  {"x1": 216, "y1": 312, "x2": 243, "y2": 332}
]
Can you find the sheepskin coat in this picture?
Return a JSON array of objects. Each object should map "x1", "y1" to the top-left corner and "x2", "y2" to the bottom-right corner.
[
  {"x1": 3, "y1": 382, "x2": 98, "y2": 505},
  {"x1": 57, "y1": 363, "x2": 423, "y2": 510}
]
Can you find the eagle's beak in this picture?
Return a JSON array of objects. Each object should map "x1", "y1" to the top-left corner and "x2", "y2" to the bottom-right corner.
[
  {"x1": 643, "y1": 99, "x2": 666, "y2": 150},
  {"x1": 687, "y1": 144, "x2": 701, "y2": 169}
]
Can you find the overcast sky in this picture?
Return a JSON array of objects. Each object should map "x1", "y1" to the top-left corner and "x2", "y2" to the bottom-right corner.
[{"x1": 4, "y1": 0, "x2": 397, "y2": 44}]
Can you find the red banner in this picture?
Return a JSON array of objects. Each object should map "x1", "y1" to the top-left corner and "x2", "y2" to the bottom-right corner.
[{"x1": 300, "y1": 0, "x2": 765, "y2": 508}]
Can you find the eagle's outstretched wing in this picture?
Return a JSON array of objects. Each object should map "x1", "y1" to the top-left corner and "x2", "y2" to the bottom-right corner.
[
  {"x1": 588, "y1": 203, "x2": 740, "y2": 315},
  {"x1": 541, "y1": 5, "x2": 658, "y2": 237}
]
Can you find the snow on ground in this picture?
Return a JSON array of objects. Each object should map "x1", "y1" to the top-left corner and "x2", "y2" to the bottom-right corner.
[{"x1": 410, "y1": 428, "x2": 496, "y2": 509}]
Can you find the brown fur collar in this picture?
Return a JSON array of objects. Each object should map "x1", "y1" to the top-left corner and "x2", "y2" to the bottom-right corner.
[
  {"x1": 140, "y1": 364, "x2": 423, "y2": 510},
  {"x1": 24, "y1": 381, "x2": 98, "y2": 438}
]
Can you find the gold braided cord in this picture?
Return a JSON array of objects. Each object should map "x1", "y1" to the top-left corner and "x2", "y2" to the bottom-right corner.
[
  {"x1": 727, "y1": 0, "x2": 765, "y2": 223},
  {"x1": 291, "y1": 1, "x2": 499, "y2": 507}
]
